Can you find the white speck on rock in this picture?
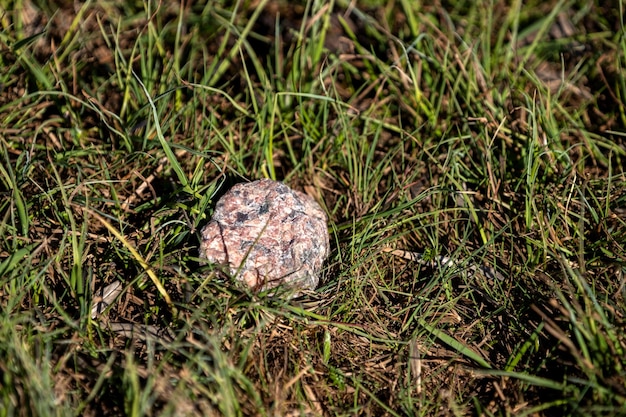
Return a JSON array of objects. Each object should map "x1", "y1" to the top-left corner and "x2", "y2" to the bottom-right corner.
[{"x1": 200, "y1": 179, "x2": 329, "y2": 294}]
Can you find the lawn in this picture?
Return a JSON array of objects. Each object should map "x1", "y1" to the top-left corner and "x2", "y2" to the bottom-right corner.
[{"x1": 1, "y1": 0, "x2": 625, "y2": 415}]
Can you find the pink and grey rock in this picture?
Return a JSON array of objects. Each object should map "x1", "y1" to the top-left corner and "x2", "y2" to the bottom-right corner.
[{"x1": 200, "y1": 179, "x2": 329, "y2": 294}]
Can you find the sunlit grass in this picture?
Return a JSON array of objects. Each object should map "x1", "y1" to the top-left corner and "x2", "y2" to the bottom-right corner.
[{"x1": 0, "y1": 0, "x2": 624, "y2": 415}]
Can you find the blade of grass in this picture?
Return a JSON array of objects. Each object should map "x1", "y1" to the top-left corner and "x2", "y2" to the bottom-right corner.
[
  {"x1": 85, "y1": 207, "x2": 177, "y2": 317},
  {"x1": 0, "y1": 244, "x2": 36, "y2": 276},
  {"x1": 207, "y1": 0, "x2": 271, "y2": 87},
  {"x1": 419, "y1": 318, "x2": 492, "y2": 369},
  {"x1": 133, "y1": 70, "x2": 192, "y2": 196},
  {"x1": 0, "y1": 148, "x2": 29, "y2": 236},
  {"x1": 474, "y1": 369, "x2": 565, "y2": 390}
]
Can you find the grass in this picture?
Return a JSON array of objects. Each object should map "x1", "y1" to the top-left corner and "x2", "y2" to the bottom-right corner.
[{"x1": 1, "y1": 0, "x2": 625, "y2": 415}]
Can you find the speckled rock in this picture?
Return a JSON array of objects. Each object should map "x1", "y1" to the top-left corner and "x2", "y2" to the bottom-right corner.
[{"x1": 200, "y1": 179, "x2": 329, "y2": 294}]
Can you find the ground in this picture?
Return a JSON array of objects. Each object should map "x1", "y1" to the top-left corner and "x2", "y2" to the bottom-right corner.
[{"x1": 0, "y1": 0, "x2": 625, "y2": 416}]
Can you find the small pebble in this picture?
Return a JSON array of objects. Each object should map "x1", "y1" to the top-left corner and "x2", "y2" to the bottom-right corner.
[{"x1": 200, "y1": 179, "x2": 329, "y2": 294}]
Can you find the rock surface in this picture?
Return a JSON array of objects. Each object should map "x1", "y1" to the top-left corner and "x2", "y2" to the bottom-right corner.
[{"x1": 200, "y1": 179, "x2": 329, "y2": 294}]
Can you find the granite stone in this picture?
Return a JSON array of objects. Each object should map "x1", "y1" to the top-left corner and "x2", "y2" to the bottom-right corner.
[{"x1": 200, "y1": 179, "x2": 329, "y2": 294}]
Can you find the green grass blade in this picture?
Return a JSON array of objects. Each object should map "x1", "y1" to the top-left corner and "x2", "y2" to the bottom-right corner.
[{"x1": 419, "y1": 318, "x2": 492, "y2": 369}]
